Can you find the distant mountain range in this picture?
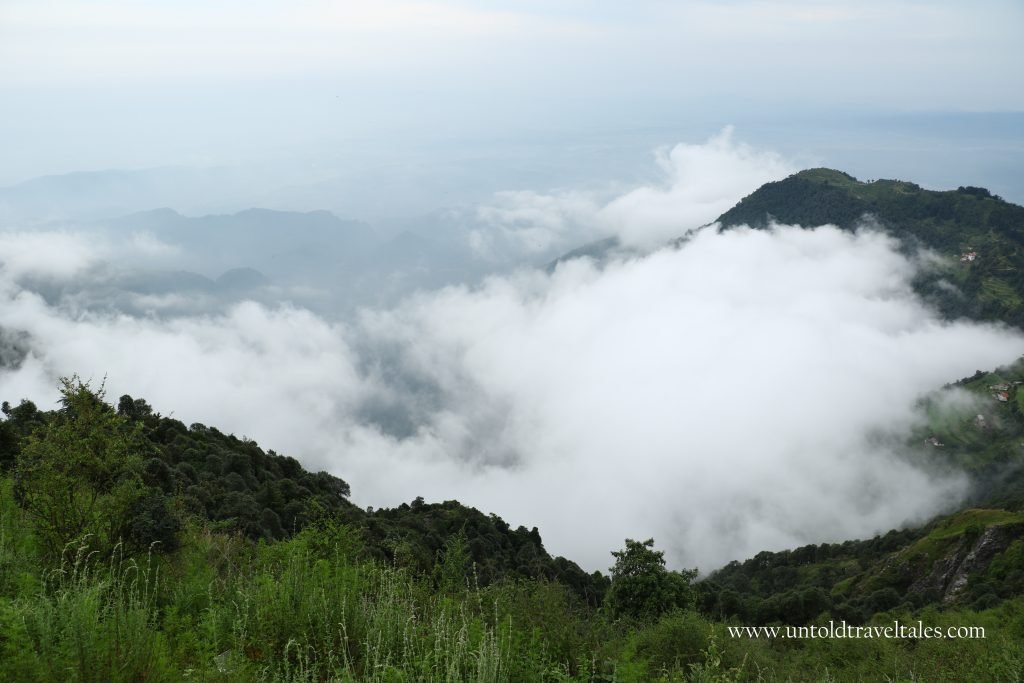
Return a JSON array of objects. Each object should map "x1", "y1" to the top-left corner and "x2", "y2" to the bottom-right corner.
[
  {"x1": 0, "y1": 167, "x2": 262, "y2": 224},
  {"x1": 96, "y1": 207, "x2": 488, "y2": 310},
  {"x1": 101, "y1": 207, "x2": 374, "y2": 280}
]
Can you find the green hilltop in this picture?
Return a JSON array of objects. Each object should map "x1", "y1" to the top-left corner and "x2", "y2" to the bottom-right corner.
[{"x1": 717, "y1": 168, "x2": 1024, "y2": 327}]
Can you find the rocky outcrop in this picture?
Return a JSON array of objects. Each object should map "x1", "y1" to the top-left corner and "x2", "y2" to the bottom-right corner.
[{"x1": 907, "y1": 523, "x2": 1024, "y2": 604}]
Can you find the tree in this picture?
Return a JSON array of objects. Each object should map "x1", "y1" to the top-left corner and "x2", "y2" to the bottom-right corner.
[
  {"x1": 14, "y1": 377, "x2": 147, "y2": 558},
  {"x1": 607, "y1": 538, "x2": 696, "y2": 620},
  {"x1": 434, "y1": 531, "x2": 471, "y2": 594},
  {"x1": 0, "y1": 399, "x2": 44, "y2": 471}
]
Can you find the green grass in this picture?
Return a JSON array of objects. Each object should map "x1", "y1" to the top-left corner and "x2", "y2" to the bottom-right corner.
[
  {"x1": 928, "y1": 509, "x2": 1024, "y2": 541},
  {"x1": 922, "y1": 396, "x2": 991, "y2": 450},
  {"x1": 883, "y1": 509, "x2": 1024, "y2": 573}
]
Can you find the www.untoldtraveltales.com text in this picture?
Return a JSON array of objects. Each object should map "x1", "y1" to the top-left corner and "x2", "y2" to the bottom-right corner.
[{"x1": 728, "y1": 621, "x2": 985, "y2": 640}]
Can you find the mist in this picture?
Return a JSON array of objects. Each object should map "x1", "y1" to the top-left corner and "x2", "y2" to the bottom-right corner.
[{"x1": 2, "y1": 131, "x2": 1022, "y2": 571}]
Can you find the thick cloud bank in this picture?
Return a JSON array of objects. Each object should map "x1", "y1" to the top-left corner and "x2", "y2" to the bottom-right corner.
[
  {"x1": 344, "y1": 226, "x2": 1021, "y2": 569},
  {"x1": 2, "y1": 219, "x2": 1021, "y2": 571}
]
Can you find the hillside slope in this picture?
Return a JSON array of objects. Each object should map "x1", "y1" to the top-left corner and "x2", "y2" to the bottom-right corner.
[
  {"x1": 0, "y1": 391, "x2": 604, "y2": 604},
  {"x1": 697, "y1": 309, "x2": 1024, "y2": 625}
]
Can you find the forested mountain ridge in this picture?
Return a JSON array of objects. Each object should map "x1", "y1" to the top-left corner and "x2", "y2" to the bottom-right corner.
[
  {"x1": 0, "y1": 389, "x2": 604, "y2": 604},
  {"x1": 716, "y1": 168, "x2": 1024, "y2": 327}
]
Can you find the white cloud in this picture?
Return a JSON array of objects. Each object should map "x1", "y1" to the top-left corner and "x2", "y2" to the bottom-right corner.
[
  {"x1": 0, "y1": 231, "x2": 105, "y2": 280},
  {"x1": 600, "y1": 127, "x2": 794, "y2": 247},
  {"x1": 472, "y1": 189, "x2": 603, "y2": 258},
  {"x1": 0, "y1": 297, "x2": 370, "y2": 456},
  {"x1": 0, "y1": 229, "x2": 183, "y2": 284},
  {"x1": 342, "y1": 225, "x2": 1021, "y2": 569},
  {"x1": 471, "y1": 127, "x2": 795, "y2": 257},
  {"x1": 1, "y1": 220, "x2": 1020, "y2": 572},
  {"x1": 128, "y1": 231, "x2": 181, "y2": 258}
]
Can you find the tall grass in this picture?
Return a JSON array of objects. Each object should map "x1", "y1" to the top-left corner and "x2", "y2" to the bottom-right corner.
[
  {"x1": 218, "y1": 539, "x2": 522, "y2": 681},
  {"x1": 3, "y1": 476, "x2": 1024, "y2": 682},
  {"x1": 0, "y1": 535, "x2": 171, "y2": 682}
]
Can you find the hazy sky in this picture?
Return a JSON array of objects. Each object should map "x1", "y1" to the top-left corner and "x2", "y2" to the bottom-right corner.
[{"x1": 1, "y1": 0, "x2": 1022, "y2": 197}]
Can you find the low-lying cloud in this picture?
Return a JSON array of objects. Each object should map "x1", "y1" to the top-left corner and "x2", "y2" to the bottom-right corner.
[
  {"x1": 1, "y1": 134, "x2": 1021, "y2": 572},
  {"x1": 341, "y1": 225, "x2": 1020, "y2": 569},
  {"x1": 0, "y1": 231, "x2": 106, "y2": 280},
  {"x1": 2, "y1": 224, "x2": 1020, "y2": 571}
]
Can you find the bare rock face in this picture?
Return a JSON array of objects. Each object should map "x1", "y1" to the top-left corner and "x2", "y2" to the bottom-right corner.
[
  {"x1": 907, "y1": 523, "x2": 1024, "y2": 604},
  {"x1": 943, "y1": 524, "x2": 1024, "y2": 603}
]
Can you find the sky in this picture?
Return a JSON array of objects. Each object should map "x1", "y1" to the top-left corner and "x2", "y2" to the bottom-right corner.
[
  {"x1": 1, "y1": 1, "x2": 1024, "y2": 571},
  {"x1": 0, "y1": 0, "x2": 1022, "y2": 206}
]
